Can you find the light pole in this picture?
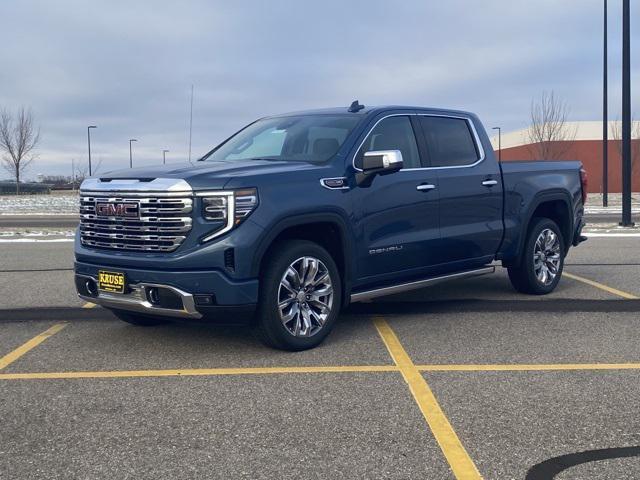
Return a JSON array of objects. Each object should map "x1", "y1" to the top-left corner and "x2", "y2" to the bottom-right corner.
[
  {"x1": 129, "y1": 139, "x2": 137, "y2": 168},
  {"x1": 603, "y1": 0, "x2": 609, "y2": 207},
  {"x1": 87, "y1": 126, "x2": 97, "y2": 176},
  {"x1": 162, "y1": 149, "x2": 169, "y2": 165},
  {"x1": 620, "y1": 0, "x2": 633, "y2": 226},
  {"x1": 492, "y1": 127, "x2": 501, "y2": 162}
]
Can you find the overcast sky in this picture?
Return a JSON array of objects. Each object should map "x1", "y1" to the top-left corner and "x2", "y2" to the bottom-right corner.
[{"x1": 0, "y1": 0, "x2": 638, "y2": 178}]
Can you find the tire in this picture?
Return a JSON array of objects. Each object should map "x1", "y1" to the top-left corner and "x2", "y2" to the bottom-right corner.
[
  {"x1": 110, "y1": 309, "x2": 170, "y2": 326},
  {"x1": 508, "y1": 217, "x2": 565, "y2": 295},
  {"x1": 253, "y1": 240, "x2": 342, "y2": 351}
]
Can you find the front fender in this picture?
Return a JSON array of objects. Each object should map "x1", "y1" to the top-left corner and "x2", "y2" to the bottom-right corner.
[{"x1": 250, "y1": 209, "x2": 356, "y2": 302}]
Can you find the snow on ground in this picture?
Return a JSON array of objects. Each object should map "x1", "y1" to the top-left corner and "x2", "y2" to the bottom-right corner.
[
  {"x1": 0, "y1": 191, "x2": 638, "y2": 215},
  {"x1": 0, "y1": 193, "x2": 78, "y2": 215},
  {"x1": 0, "y1": 229, "x2": 75, "y2": 237},
  {"x1": 0, "y1": 238, "x2": 74, "y2": 243}
]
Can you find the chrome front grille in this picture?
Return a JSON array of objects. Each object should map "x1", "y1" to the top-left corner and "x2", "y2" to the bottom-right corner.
[{"x1": 79, "y1": 194, "x2": 193, "y2": 252}]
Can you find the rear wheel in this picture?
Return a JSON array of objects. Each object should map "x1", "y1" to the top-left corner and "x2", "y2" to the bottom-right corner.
[
  {"x1": 110, "y1": 309, "x2": 170, "y2": 326},
  {"x1": 508, "y1": 217, "x2": 565, "y2": 295},
  {"x1": 254, "y1": 240, "x2": 342, "y2": 351}
]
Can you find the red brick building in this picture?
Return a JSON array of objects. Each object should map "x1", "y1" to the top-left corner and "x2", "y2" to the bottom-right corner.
[{"x1": 490, "y1": 121, "x2": 640, "y2": 193}]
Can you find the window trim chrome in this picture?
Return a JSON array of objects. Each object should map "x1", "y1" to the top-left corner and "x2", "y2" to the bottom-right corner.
[{"x1": 351, "y1": 112, "x2": 486, "y2": 173}]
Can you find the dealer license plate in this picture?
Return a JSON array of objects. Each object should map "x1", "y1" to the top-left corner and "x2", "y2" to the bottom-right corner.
[{"x1": 98, "y1": 270, "x2": 125, "y2": 293}]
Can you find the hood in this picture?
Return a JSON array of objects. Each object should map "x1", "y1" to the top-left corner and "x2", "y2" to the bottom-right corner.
[{"x1": 97, "y1": 159, "x2": 324, "y2": 190}]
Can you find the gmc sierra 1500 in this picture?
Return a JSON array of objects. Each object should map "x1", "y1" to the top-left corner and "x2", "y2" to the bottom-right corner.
[{"x1": 75, "y1": 102, "x2": 587, "y2": 350}]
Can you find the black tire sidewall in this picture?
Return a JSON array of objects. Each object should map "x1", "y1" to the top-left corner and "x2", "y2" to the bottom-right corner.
[
  {"x1": 521, "y1": 218, "x2": 565, "y2": 294},
  {"x1": 256, "y1": 240, "x2": 342, "y2": 351}
]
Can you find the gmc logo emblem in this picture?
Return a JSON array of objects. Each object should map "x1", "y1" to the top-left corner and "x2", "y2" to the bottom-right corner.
[{"x1": 96, "y1": 202, "x2": 139, "y2": 218}]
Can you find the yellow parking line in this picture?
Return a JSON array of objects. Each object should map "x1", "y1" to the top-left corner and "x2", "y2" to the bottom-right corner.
[
  {"x1": 5, "y1": 361, "x2": 640, "y2": 381},
  {"x1": 373, "y1": 318, "x2": 482, "y2": 480},
  {"x1": 0, "y1": 364, "x2": 398, "y2": 380},
  {"x1": 417, "y1": 363, "x2": 640, "y2": 372},
  {"x1": 0, "y1": 322, "x2": 67, "y2": 371},
  {"x1": 564, "y1": 272, "x2": 638, "y2": 299},
  {"x1": 82, "y1": 302, "x2": 97, "y2": 308}
]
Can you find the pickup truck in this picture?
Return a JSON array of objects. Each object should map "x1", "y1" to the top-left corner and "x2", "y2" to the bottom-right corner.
[{"x1": 75, "y1": 103, "x2": 587, "y2": 350}]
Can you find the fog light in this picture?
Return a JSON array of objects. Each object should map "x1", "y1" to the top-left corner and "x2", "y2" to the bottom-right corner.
[
  {"x1": 85, "y1": 279, "x2": 98, "y2": 297},
  {"x1": 147, "y1": 287, "x2": 160, "y2": 305}
]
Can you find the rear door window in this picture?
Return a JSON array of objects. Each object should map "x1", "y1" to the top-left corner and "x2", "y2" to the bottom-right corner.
[{"x1": 419, "y1": 116, "x2": 480, "y2": 167}]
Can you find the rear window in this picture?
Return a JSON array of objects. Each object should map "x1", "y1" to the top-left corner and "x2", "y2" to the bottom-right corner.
[{"x1": 419, "y1": 116, "x2": 479, "y2": 167}]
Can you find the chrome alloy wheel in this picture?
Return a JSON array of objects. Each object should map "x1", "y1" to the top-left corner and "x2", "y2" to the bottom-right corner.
[
  {"x1": 277, "y1": 256, "x2": 334, "y2": 337},
  {"x1": 533, "y1": 228, "x2": 561, "y2": 285}
]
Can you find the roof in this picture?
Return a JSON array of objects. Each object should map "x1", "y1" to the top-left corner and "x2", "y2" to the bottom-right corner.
[{"x1": 271, "y1": 105, "x2": 476, "y2": 118}]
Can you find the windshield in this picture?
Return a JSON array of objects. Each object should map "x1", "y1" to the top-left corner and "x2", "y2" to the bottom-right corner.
[{"x1": 200, "y1": 115, "x2": 360, "y2": 163}]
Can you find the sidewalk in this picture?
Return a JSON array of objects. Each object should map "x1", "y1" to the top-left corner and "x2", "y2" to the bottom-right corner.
[{"x1": 585, "y1": 193, "x2": 640, "y2": 214}]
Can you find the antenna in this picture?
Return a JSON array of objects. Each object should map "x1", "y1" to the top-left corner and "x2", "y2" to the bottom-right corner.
[
  {"x1": 188, "y1": 84, "x2": 194, "y2": 162},
  {"x1": 348, "y1": 100, "x2": 365, "y2": 113}
]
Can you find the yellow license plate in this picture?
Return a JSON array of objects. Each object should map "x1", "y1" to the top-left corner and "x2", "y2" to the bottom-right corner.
[{"x1": 98, "y1": 270, "x2": 125, "y2": 293}]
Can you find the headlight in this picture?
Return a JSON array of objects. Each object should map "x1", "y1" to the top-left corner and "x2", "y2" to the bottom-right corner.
[
  {"x1": 199, "y1": 188, "x2": 258, "y2": 242},
  {"x1": 232, "y1": 188, "x2": 259, "y2": 225},
  {"x1": 202, "y1": 195, "x2": 229, "y2": 221}
]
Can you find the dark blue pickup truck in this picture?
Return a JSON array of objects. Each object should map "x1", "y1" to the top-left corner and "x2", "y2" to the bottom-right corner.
[{"x1": 76, "y1": 103, "x2": 587, "y2": 350}]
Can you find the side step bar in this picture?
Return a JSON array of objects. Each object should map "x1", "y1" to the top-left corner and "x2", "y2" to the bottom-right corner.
[{"x1": 350, "y1": 266, "x2": 495, "y2": 303}]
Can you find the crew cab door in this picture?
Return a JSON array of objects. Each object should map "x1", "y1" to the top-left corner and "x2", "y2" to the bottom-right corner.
[
  {"x1": 417, "y1": 115, "x2": 503, "y2": 267},
  {"x1": 352, "y1": 114, "x2": 441, "y2": 282}
]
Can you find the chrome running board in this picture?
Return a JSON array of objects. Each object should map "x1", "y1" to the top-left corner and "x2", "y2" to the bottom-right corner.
[{"x1": 350, "y1": 266, "x2": 495, "y2": 303}]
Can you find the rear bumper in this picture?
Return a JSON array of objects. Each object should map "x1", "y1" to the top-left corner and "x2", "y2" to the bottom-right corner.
[{"x1": 75, "y1": 261, "x2": 258, "y2": 324}]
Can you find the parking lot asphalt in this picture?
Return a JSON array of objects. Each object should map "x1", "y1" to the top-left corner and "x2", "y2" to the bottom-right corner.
[{"x1": 1, "y1": 235, "x2": 639, "y2": 479}]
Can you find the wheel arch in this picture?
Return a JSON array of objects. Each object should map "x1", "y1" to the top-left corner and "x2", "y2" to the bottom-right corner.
[
  {"x1": 251, "y1": 212, "x2": 355, "y2": 306},
  {"x1": 517, "y1": 190, "x2": 574, "y2": 261}
]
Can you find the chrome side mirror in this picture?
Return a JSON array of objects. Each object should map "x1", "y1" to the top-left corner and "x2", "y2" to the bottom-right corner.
[
  {"x1": 362, "y1": 150, "x2": 404, "y2": 173},
  {"x1": 357, "y1": 150, "x2": 404, "y2": 187}
]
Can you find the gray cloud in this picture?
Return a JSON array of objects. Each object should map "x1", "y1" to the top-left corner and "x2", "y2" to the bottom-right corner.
[{"x1": 0, "y1": 0, "x2": 637, "y2": 177}]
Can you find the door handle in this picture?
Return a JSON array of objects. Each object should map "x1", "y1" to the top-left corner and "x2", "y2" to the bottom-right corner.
[
  {"x1": 482, "y1": 180, "x2": 498, "y2": 187},
  {"x1": 416, "y1": 184, "x2": 436, "y2": 191}
]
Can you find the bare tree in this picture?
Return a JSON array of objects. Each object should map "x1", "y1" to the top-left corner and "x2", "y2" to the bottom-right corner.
[
  {"x1": 74, "y1": 163, "x2": 89, "y2": 183},
  {"x1": 73, "y1": 164, "x2": 89, "y2": 189},
  {"x1": 75, "y1": 157, "x2": 102, "y2": 184},
  {"x1": 526, "y1": 91, "x2": 576, "y2": 160},
  {"x1": 610, "y1": 117, "x2": 640, "y2": 171},
  {"x1": 0, "y1": 107, "x2": 41, "y2": 194}
]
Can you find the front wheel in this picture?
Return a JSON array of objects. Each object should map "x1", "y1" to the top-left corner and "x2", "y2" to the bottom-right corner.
[
  {"x1": 254, "y1": 240, "x2": 342, "y2": 351},
  {"x1": 508, "y1": 217, "x2": 565, "y2": 295}
]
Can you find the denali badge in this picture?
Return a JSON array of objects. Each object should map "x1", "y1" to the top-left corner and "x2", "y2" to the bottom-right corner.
[
  {"x1": 369, "y1": 245, "x2": 404, "y2": 255},
  {"x1": 96, "y1": 202, "x2": 140, "y2": 218}
]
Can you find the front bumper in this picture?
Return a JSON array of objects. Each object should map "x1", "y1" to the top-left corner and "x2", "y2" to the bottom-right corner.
[
  {"x1": 77, "y1": 274, "x2": 203, "y2": 319},
  {"x1": 75, "y1": 261, "x2": 258, "y2": 323}
]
